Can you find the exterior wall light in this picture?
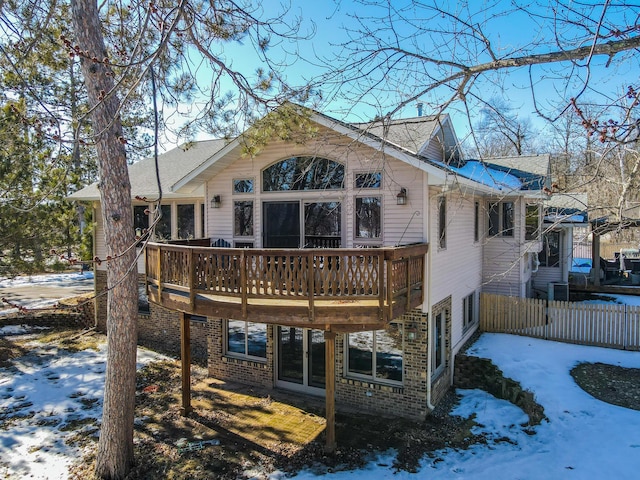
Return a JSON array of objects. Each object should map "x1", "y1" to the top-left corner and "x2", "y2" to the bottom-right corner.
[
  {"x1": 397, "y1": 187, "x2": 408, "y2": 205},
  {"x1": 211, "y1": 195, "x2": 221, "y2": 208}
]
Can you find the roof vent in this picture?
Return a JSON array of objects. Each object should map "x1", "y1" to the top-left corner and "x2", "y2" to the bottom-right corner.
[{"x1": 416, "y1": 102, "x2": 423, "y2": 117}]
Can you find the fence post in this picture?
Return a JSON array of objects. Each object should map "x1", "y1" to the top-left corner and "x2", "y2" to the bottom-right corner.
[
  {"x1": 544, "y1": 299, "x2": 549, "y2": 340},
  {"x1": 624, "y1": 303, "x2": 628, "y2": 350}
]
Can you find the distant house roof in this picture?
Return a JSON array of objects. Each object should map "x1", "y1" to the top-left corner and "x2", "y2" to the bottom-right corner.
[
  {"x1": 544, "y1": 193, "x2": 589, "y2": 224},
  {"x1": 482, "y1": 155, "x2": 552, "y2": 191},
  {"x1": 68, "y1": 139, "x2": 228, "y2": 201}
]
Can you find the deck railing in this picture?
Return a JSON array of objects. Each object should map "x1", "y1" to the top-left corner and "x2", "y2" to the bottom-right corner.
[{"x1": 146, "y1": 242, "x2": 428, "y2": 325}]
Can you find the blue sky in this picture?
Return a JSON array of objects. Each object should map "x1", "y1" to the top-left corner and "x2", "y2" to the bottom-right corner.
[{"x1": 173, "y1": 0, "x2": 639, "y2": 145}]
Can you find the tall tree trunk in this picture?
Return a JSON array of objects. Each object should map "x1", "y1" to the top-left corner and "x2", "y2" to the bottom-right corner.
[{"x1": 70, "y1": 0, "x2": 139, "y2": 478}]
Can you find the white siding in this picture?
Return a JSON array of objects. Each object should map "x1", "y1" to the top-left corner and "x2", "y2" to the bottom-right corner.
[
  {"x1": 481, "y1": 197, "x2": 529, "y2": 297},
  {"x1": 204, "y1": 126, "x2": 427, "y2": 248},
  {"x1": 428, "y1": 187, "x2": 484, "y2": 356}
]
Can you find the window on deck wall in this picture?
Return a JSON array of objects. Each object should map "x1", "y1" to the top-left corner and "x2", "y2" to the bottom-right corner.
[
  {"x1": 346, "y1": 323, "x2": 403, "y2": 384},
  {"x1": 262, "y1": 157, "x2": 344, "y2": 191},
  {"x1": 177, "y1": 204, "x2": 195, "y2": 239},
  {"x1": 155, "y1": 204, "x2": 172, "y2": 241},
  {"x1": 133, "y1": 205, "x2": 148, "y2": 236},
  {"x1": 225, "y1": 320, "x2": 267, "y2": 360},
  {"x1": 355, "y1": 196, "x2": 381, "y2": 240},
  {"x1": 234, "y1": 201, "x2": 254, "y2": 237}
]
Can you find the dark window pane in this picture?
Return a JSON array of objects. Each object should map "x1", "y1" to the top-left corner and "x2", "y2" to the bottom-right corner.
[
  {"x1": 348, "y1": 331, "x2": 373, "y2": 376},
  {"x1": 201, "y1": 203, "x2": 205, "y2": 238},
  {"x1": 304, "y1": 202, "x2": 341, "y2": 248},
  {"x1": 234, "y1": 201, "x2": 254, "y2": 236},
  {"x1": 438, "y1": 196, "x2": 446, "y2": 248},
  {"x1": 434, "y1": 313, "x2": 444, "y2": 370},
  {"x1": 474, "y1": 202, "x2": 479, "y2": 242},
  {"x1": 488, "y1": 203, "x2": 499, "y2": 236},
  {"x1": 355, "y1": 172, "x2": 382, "y2": 189},
  {"x1": 263, "y1": 157, "x2": 344, "y2": 191},
  {"x1": 233, "y1": 179, "x2": 254, "y2": 193},
  {"x1": 177, "y1": 204, "x2": 195, "y2": 239},
  {"x1": 540, "y1": 231, "x2": 560, "y2": 267},
  {"x1": 525, "y1": 204, "x2": 540, "y2": 240},
  {"x1": 355, "y1": 197, "x2": 381, "y2": 238},
  {"x1": 503, "y1": 202, "x2": 514, "y2": 237},
  {"x1": 133, "y1": 206, "x2": 148, "y2": 233},
  {"x1": 156, "y1": 204, "x2": 172, "y2": 240}
]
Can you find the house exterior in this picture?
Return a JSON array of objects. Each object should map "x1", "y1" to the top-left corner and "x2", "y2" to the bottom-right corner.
[
  {"x1": 70, "y1": 104, "x2": 550, "y2": 424},
  {"x1": 531, "y1": 193, "x2": 589, "y2": 298}
]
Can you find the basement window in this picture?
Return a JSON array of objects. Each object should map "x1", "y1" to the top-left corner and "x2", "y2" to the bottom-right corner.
[
  {"x1": 225, "y1": 320, "x2": 267, "y2": 361},
  {"x1": 346, "y1": 323, "x2": 403, "y2": 385}
]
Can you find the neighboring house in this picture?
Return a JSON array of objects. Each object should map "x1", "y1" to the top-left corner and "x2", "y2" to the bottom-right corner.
[
  {"x1": 70, "y1": 104, "x2": 550, "y2": 425},
  {"x1": 531, "y1": 193, "x2": 589, "y2": 298}
]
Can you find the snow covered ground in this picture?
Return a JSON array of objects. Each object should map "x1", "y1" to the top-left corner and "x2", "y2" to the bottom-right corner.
[
  {"x1": 0, "y1": 272, "x2": 94, "y2": 315},
  {"x1": 3, "y1": 328, "x2": 640, "y2": 479},
  {"x1": 0, "y1": 328, "x2": 166, "y2": 479},
  {"x1": 288, "y1": 333, "x2": 640, "y2": 480}
]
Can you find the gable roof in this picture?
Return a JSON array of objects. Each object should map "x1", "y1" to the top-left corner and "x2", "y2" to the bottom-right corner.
[
  {"x1": 70, "y1": 105, "x2": 551, "y2": 202},
  {"x1": 68, "y1": 139, "x2": 228, "y2": 201}
]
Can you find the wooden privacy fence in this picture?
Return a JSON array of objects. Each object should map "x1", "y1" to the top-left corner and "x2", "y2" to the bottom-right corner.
[{"x1": 480, "y1": 293, "x2": 640, "y2": 351}]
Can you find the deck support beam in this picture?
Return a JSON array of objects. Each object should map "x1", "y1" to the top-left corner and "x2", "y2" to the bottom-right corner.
[
  {"x1": 180, "y1": 312, "x2": 192, "y2": 416},
  {"x1": 324, "y1": 330, "x2": 337, "y2": 453}
]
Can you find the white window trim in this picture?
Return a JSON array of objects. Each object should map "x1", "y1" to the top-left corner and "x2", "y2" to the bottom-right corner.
[
  {"x1": 431, "y1": 311, "x2": 446, "y2": 379},
  {"x1": 224, "y1": 320, "x2": 267, "y2": 362},
  {"x1": 463, "y1": 292, "x2": 477, "y2": 332},
  {"x1": 345, "y1": 324, "x2": 404, "y2": 386}
]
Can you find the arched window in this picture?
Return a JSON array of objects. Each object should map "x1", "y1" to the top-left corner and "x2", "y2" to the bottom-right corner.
[{"x1": 262, "y1": 156, "x2": 344, "y2": 191}]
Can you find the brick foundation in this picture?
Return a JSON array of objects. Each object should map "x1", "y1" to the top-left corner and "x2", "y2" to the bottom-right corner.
[{"x1": 206, "y1": 320, "x2": 274, "y2": 388}]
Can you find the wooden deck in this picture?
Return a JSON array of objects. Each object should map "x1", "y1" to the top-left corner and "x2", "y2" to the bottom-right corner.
[{"x1": 146, "y1": 242, "x2": 428, "y2": 331}]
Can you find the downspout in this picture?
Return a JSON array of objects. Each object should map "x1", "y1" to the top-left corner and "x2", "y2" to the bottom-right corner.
[{"x1": 425, "y1": 189, "x2": 436, "y2": 411}]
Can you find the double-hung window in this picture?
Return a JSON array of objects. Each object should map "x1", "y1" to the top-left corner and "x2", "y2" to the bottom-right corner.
[
  {"x1": 226, "y1": 320, "x2": 267, "y2": 360},
  {"x1": 347, "y1": 323, "x2": 403, "y2": 384},
  {"x1": 488, "y1": 201, "x2": 514, "y2": 237}
]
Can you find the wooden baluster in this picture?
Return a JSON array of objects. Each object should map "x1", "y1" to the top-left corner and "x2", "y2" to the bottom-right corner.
[
  {"x1": 157, "y1": 245, "x2": 163, "y2": 299},
  {"x1": 189, "y1": 249, "x2": 196, "y2": 311},
  {"x1": 241, "y1": 250, "x2": 248, "y2": 319}
]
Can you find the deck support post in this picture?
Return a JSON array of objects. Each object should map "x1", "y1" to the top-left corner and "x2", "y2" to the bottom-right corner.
[
  {"x1": 180, "y1": 312, "x2": 192, "y2": 416},
  {"x1": 324, "y1": 330, "x2": 337, "y2": 453}
]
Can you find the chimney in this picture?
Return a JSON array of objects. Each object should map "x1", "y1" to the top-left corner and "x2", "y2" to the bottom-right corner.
[{"x1": 416, "y1": 102, "x2": 423, "y2": 117}]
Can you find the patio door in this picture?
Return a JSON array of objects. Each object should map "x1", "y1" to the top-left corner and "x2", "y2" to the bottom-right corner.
[
  {"x1": 276, "y1": 327, "x2": 325, "y2": 395},
  {"x1": 263, "y1": 201, "x2": 300, "y2": 248},
  {"x1": 263, "y1": 200, "x2": 341, "y2": 249}
]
